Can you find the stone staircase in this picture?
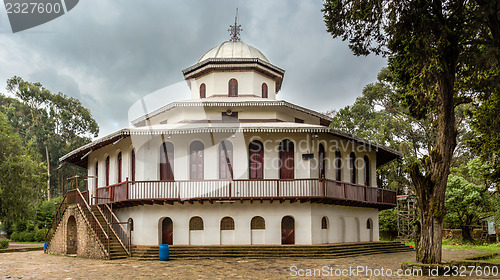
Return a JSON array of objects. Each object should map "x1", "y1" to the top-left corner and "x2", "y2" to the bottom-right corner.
[
  {"x1": 91, "y1": 205, "x2": 129, "y2": 260},
  {"x1": 132, "y1": 241, "x2": 413, "y2": 260}
]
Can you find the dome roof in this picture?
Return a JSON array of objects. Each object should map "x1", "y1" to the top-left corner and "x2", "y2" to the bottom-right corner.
[{"x1": 198, "y1": 41, "x2": 269, "y2": 63}]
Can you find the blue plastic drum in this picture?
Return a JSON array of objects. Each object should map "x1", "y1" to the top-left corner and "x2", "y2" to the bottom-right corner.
[{"x1": 159, "y1": 244, "x2": 169, "y2": 261}]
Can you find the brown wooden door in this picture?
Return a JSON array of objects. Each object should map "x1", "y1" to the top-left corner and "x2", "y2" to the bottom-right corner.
[
  {"x1": 162, "y1": 218, "x2": 173, "y2": 245},
  {"x1": 190, "y1": 141, "x2": 204, "y2": 180},
  {"x1": 160, "y1": 142, "x2": 174, "y2": 180},
  {"x1": 281, "y1": 216, "x2": 295, "y2": 244},
  {"x1": 249, "y1": 141, "x2": 264, "y2": 179},
  {"x1": 279, "y1": 140, "x2": 294, "y2": 179}
]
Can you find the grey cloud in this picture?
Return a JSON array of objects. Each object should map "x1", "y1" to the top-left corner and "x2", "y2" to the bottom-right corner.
[{"x1": 0, "y1": 0, "x2": 387, "y2": 137}]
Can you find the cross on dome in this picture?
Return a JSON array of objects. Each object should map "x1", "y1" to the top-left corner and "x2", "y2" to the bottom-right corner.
[{"x1": 228, "y1": 8, "x2": 242, "y2": 42}]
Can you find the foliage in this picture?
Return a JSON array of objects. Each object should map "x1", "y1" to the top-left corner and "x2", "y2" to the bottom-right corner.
[
  {"x1": 34, "y1": 229, "x2": 45, "y2": 242},
  {"x1": 0, "y1": 240, "x2": 8, "y2": 249},
  {"x1": 445, "y1": 174, "x2": 487, "y2": 242},
  {"x1": 0, "y1": 111, "x2": 47, "y2": 223},
  {"x1": 0, "y1": 76, "x2": 99, "y2": 199},
  {"x1": 9, "y1": 232, "x2": 20, "y2": 242},
  {"x1": 468, "y1": 91, "x2": 500, "y2": 187},
  {"x1": 35, "y1": 196, "x2": 63, "y2": 228},
  {"x1": 379, "y1": 208, "x2": 397, "y2": 232},
  {"x1": 323, "y1": 0, "x2": 500, "y2": 264},
  {"x1": 329, "y1": 68, "x2": 433, "y2": 192}
]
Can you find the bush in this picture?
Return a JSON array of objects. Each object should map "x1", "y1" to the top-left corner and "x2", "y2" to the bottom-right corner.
[
  {"x1": 10, "y1": 232, "x2": 20, "y2": 241},
  {"x1": 0, "y1": 240, "x2": 8, "y2": 249},
  {"x1": 34, "y1": 229, "x2": 45, "y2": 242},
  {"x1": 20, "y1": 231, "x2": 35, "y2": 242}
]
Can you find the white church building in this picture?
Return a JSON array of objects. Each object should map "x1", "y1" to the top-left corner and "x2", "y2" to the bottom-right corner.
[{"x1": 59, "y1": 24, "x2": 399, "y2": 249}]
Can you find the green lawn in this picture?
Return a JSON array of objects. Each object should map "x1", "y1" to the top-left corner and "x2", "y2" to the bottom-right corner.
[
  {"x1": 9, "y1": 241, "x2": 44, "y2": 245},
  {"x1": 404, "y1": 240, "x2": 500, "y2": 254}
]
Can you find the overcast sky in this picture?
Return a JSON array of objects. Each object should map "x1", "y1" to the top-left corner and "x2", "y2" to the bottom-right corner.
[{"x1": 0, "y1": 0, "x2": 387, "y2": 138}]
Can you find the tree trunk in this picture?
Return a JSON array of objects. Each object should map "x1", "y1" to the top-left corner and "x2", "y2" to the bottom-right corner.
[
  {"x1": 46, "y1": 146, "x2": 50, "y2": 200},
  {"x1": 411, "y1": 62, "x2": 457, "y2": 263},
  {"x1": 461, "y1": 225, "x2": 473, "y2": 243}
]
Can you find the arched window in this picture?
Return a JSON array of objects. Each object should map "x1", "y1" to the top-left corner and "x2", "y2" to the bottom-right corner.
[
  {"x1": 279, "y1": 139, "x2": 294, "y2": 179},
  {"x1": 189, "y1": 216, "x2": 204, "y2": 230},
  {"x1": 220, "y1": 217, "x2": 235, "y2": 230},
  {"x1": 117, "y1": 152, "x2": 122, "y2": 183},
  {"x1": 105, "y1": 156, "x2": 110, "y2": 186},
  {"x1": 131, "y1": 148, "x2": 135, "y2": 181},
  {"x1": 160, "y1": 142, "x2": 174, "y2": 180},
  {"x1": 190, "y1": 141, "x2": 204, "y2": 180},
  {"x1": 95, "y1": 161, "x2": 99, "y2": 188},
  {"x1": 251, "y1": 216, "x2": 265, "y2": 229},
  {"x1": 364, "y1": 156, "x2": 370, "y2": 186},
  {"x1": 321, "y1": 217, "x2": 328, "y2": 229},
  {"x1": 261, "y1": 83, "x2": 268, "y2": 98},
  {"x1": 199, "y1": 83, "x2": 206, "y2": 99},
  {"x1": 228, "y1": 78, "x2": 238, "y2": 97},
  {"x1": 128, "y1": 217, "x2": 134, "y2": 232},
  {"x1": 366, "y1": 218, "x2": 373, "y2": 229},
  {"x1": 335, "y1": 150, "x2": 342, "y2": 181},
  {"x1": 249, "y1": 140, "x2": 264, "y2": 179},
  {"x1": 350, "y1": 152, "x2": 356, "y2": 184},
  {"x1": 219, "y1": 141, "x2": 233, "y2": 179},
  {"x1": 318, "y1": 144, "x2": 325, "y2": 179}
]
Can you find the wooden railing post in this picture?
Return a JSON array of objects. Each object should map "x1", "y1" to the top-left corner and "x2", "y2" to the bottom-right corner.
[
  {"x1": 126, "y1": 177, "x2": 129, "y2": 200},
  {"x1": 107, "y1": 223, "x2": 110, "y2": 260},
  {"x1": 277, "y1": 180, "x2": 280, "y2": 197},
  {"x1": 321, "y1": 175, "x2": 325, "y2": 197}
]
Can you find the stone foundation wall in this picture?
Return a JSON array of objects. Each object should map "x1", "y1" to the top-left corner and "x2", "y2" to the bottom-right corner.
[{"x1": 46, "y1": 205, "x2": 106, "y2": 259}]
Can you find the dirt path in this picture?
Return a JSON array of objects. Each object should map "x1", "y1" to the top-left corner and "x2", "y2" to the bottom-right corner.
[{"x1": 0, "y1": 248, "x2": 496, "y2": 279}]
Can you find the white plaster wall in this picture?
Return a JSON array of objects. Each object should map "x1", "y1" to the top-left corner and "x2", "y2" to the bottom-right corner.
[
  {"x1": 115, "y1": 201, "x2": 313, "y2": 246},
  {"x1": 310, "y1": 204, "x2": 379, "y2": 244},
  {"x1": 189, "y1": 71, "x2": 277, "y2": 99},
  {"x1": 114, "y1": 201, "x2": 379, "y2": 246}
]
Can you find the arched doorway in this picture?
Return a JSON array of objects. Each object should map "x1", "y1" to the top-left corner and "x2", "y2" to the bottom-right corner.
[
  {"x1": 281, "y1": 216, "x2": 295, "y2": 244},
  {"x1": 190, "y1": 141, "x2": 204, "y2": 180},
  {"x1": 67, "y1": 216, "x2": 77, "y2": 254},
  {"x1": 318, "y1": 144, "x2": 325, "y2": 179},
  {"x1": 367, "y1": 218, "x2": 374, "y2": 242},
  {"x1": 161, "y1": 217, "x2": 173, "y2": 245},
  {"x1": 279, "y1": 140, "x2": 294, "y2": 179},
  {"x1": 321, "y1": 216, "x2": 329, "y2": 244}
]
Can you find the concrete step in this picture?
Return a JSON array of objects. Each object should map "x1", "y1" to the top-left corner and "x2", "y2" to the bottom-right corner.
[{"x1": 131, "y1": 242, "x2": 413, "y2": 260}]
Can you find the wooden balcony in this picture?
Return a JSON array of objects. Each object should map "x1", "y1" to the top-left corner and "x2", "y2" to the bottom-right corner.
[{"x1": 94, "y1": 179, "x2": 396, "y2": 210}]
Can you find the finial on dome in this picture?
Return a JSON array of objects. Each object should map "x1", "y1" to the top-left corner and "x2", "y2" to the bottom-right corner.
[{"x1": 228, "y1": 8, "x2": 242, "y2": 42}]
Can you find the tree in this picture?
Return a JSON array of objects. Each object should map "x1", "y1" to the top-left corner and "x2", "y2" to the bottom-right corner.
[
  {"x1": 445, "y1": 175, "x2": 487, "y2": 242},
  {"x1": 330, "y1": 68, "x2": 434, "y2": 192},
  {"x1": 0, "y1": 77, "x2": 99, "y2": 199},
  {"x1": 323, "y1": 0, "x2": 500, "y2": 263},
  {"x1": 0, "y1": 111, "x2": 47, "y2": 223}
]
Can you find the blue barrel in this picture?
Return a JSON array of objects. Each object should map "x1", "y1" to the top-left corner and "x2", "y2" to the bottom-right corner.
[{"x1": 159, "y1": 244, "x2": 169, "y2": 261}]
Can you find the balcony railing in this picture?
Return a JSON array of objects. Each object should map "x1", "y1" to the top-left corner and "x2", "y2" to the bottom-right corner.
[{"x1": 95, "y1": 179, "x2": 396, "y2": 208}]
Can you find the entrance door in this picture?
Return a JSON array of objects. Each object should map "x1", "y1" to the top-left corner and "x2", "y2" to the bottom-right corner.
[
  {"x1": 162, "y1": 217, "x2": 173, "y2": 245},
  {"x1": 281, "y1": 216, "x2": 295, "y2": 244},
  {"x1": 279, "y1": 140, "x2": 294, "y2": 179},
  {"x1": 67, "y1": 216, "x2": 77, "y2": 254}
]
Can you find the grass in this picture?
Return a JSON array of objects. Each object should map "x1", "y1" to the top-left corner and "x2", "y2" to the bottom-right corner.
[
  {"x1": 403, "y1": 239, "x2": 500, "y2": 254},
  {"x1": 9, "y1": 241, "x2": 44, "y2": 245}
]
